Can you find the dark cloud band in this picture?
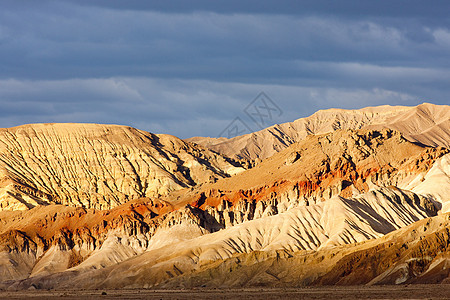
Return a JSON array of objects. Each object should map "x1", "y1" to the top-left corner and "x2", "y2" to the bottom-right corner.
[{"x1": 0, "y1": 1, "x2": 449, "y2": 138}]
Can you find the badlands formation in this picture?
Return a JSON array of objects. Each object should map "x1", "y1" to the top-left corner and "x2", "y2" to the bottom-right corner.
[
  {"x1": 187, "y1": 102, "x2": 450, "y2": 160},
  {"x1": 0, "y1": 123, "x2": 245, "y2": 211},
  {"x1": 0, "y1": 103, "x2": 449, "y2": 290}
]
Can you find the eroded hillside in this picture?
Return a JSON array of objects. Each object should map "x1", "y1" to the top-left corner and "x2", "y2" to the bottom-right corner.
[
  {"x1": 176, "y1": 129, "x2": 449, "y2": 227},
  {"x1": 0, "y1": 125, "x2": 448, "y2": 289},
  {"x1": 187, "y1": 103, "x2": 450, "y2": 160},
  {"x1": 0, "y1": 123, "x2": 245, "y2": 210}
]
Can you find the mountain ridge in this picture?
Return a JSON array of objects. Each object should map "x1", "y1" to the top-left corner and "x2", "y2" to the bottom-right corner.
[
  {"x1": 0, "y1": 103, "x2": 448, "y2": 290},
  {"x1": 186, "y1": 103, "x2": 450, "y2": 160}
]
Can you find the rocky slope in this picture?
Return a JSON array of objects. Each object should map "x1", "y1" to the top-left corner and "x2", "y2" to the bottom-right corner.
[
  {"x1": 0, "y1": 102, "x2": 448, "y2": 290},
  {"x1": 156, "y1": 212, "x2": 450, "y2": 288},
  {"x1": 177, "y1": 129, "x2": 449, "y2": 226},
  {"x1": 0, "y1": 123, "x2": 245, "y2": 211},
  {"x1": 0, "y1": 198, "x2": 210, "y2": 282},
  {"x1": 187, "y1": 103, "x2": 450, "y2": 160},
  {"x1": 0, "y1": 127, "x2": 448, "y2": 289},
  {"x1": 0, "y1": 186, "x2": 443, "y2": 289}
]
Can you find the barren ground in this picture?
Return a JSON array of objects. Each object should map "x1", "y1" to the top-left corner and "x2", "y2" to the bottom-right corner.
[{"x1": 1, "y1": 285, "x2": 450, "y2": 299}]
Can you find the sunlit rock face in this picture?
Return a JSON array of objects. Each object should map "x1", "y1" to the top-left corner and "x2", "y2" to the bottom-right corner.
[
  {"x1": 0, "y1": 103, "x2": 449, "y2": 290},
  {"x1": 187, "y1": 103, "x2": 450, "y2": 160},
  {"x1": 0, "y1": 123, "x2": 245, "y2": 210}
]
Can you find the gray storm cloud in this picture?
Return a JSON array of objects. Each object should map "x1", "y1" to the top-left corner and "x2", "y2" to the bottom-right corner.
[{"x1": 0, "y1": 1, "x2": 449, "y2": 138}]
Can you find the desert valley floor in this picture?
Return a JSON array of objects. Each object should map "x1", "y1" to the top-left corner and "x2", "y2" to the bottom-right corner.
[{"x1": 2, "y1": 285, "x2": 450, "y2": 299}]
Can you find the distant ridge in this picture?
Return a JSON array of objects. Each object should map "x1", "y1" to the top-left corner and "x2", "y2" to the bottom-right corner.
[{"x1": 186, "y1": 103, "x2": 450, "y2": 160}]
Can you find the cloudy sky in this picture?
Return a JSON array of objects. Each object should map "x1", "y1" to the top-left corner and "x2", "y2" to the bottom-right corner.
[{"x1": 1, "y1": 1, "x2": 449, "y2": 138}]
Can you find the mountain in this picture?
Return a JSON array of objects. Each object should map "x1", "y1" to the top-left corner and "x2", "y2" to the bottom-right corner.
[
  {"x1": 178, "y1": 129, "x2": 449, "y2": 218},
  {"x1": 152, "y1": 210, "x2": 450, "y2": 288},
  {"x1": 186, "y1": 103, "x2": 450, "y2": 160},
  {"x1": 0, "y1": 103, "x2": 449, "y2": 291},
  {"x1": 0, "y1": 187, "x2": 442, "y2": 289},
  {"x1": 0, "y1": 126, "x2": 448, "y2": 289},
  {"x1": 0, "y1": 123, "x2": 245, "y2": 211}
]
